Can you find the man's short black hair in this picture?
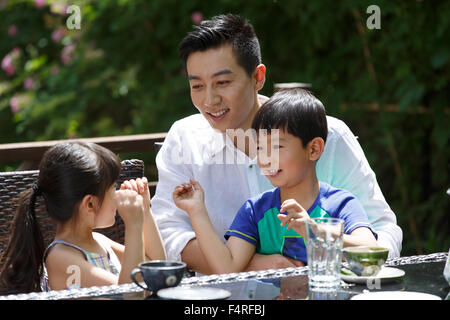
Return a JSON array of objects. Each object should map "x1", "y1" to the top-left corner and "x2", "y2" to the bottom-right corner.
[
  {"x1": 178, "y1": 13, "x2": 261, "y2": 77},
  {"x1": 252, "y1": 89, "x2": 328, "y2": 148}
]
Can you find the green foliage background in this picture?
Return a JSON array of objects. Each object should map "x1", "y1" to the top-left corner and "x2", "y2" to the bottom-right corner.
[{"x1": 0, "y1": 0, "x2": 449, "y2": 256}]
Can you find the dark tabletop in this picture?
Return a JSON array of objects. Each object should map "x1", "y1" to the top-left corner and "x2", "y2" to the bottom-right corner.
[
  {"x1": 89, "y1": 260, "x2": 449, "y2": 300},
  {"x1": 0, "y1": 252, "x2": 448, "y2": 300}
]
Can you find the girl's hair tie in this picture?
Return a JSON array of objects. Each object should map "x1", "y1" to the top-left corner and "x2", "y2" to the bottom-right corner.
[{"x1": 32, "y1": 183, "x2": 42, "y2": 196}]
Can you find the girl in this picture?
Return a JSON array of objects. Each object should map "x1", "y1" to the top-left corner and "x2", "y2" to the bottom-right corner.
[{"x1": 0, "y1": 141, "x2": 166, "y2": 294}]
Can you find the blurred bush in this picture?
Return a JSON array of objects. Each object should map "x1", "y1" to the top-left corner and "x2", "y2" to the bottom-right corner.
[{"x1": 0, "y1": 0, "x2": 448, "y2": 255}]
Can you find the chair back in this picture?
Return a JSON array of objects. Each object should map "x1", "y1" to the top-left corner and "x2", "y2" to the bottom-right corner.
[{"x1": 0, "y1": 159, "x2": 144, "y2": 268}]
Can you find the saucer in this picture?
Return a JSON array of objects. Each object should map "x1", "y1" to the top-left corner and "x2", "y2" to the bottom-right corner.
[
  {"x1": 157, "y1": 287, "x2": 231, "y2": 300},
  {"x1": 351, "y1": 291, "x2": 441, "y2": 300},
  {"x1": 341, "y1": 267, "x2": 405, "y2": 284}
]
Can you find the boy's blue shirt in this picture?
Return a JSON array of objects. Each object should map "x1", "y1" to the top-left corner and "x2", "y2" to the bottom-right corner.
[{"x1": 224, "y1": 182, "x2": 377, "y2": 264}]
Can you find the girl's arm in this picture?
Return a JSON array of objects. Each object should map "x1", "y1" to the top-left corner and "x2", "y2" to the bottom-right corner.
[
  {"x1": 173, "y1": 180, "x2": 255, "y2": 274},
  {"x1": 142, "y1": 207, "x2": 166, "y2": 260},
  {"x1": 118, "y1": 222, "x2": 145, "y2": 284},
  {"x1": 115, "y1": 189, "x2": 146, "y2": 284},
  {"x1": 106, "y1": 238, "x2": 125, "y2": 262},
  {"x1": 121, "y1": 178, "x2": 166, "y2": 260}
]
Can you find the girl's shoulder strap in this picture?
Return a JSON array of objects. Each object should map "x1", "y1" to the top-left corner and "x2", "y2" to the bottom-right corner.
[{"x1": 44, "y1": 239, "x2": 90, "y2": 262}]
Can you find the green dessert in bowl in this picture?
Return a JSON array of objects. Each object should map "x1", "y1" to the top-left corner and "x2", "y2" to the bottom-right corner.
[{"x1": 342, "y1": 246, "x2": 389, "y2": 276}]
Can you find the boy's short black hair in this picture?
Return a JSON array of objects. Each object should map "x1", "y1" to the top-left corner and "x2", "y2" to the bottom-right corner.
[
  {"x1": 252, "y1": 89, "x2": 328, "y2": 148},
  {"x1": 178, "y1": 13, "x2": 261, "y2": 77}
]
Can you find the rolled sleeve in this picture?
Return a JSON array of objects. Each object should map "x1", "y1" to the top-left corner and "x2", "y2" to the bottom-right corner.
[{"x1": 151, "y1": 122, "x2": 195, "y2": 261}]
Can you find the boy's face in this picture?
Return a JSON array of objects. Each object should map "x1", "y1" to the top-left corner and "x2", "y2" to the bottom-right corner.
[
  {"x1": 257, "y1": 129, "x2": 318, "y2": 188},
  {"x1": 186, "y1": 44, "x2": 265, "y2": 133}
]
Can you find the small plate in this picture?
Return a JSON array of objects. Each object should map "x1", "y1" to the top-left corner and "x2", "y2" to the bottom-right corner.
[
  {"x1": 341, "y1": 267, "x2": 405, "y2": 284},
  {"x1": 351, "y1": 291, "x2": 441, "y2": 300},
  {"x1": 157, "y1": 287, "x2": 231, "y2": 300}
]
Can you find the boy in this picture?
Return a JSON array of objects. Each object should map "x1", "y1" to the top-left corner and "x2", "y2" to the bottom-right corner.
[{"x1": 173, "y1": 89, "x2": 378, "y2": 273}]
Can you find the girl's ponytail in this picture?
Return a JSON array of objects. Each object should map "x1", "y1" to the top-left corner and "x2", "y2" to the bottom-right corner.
[{"x1": 0, "y1": 185, "x2": 45, "y2": 294}]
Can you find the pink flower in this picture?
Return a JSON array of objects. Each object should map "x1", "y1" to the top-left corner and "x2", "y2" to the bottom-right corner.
[
  {"x1": 34, "y1": 0, "x2": 46, "y2": 9},
  {"x1": 61, "y1": 43, "x2": 75, "y2": 65},
  {"x1": 1, "y1": 54, "x2": 15, "y2": 76},
  {"x1": 2, "y1": 48, "x2": 20, "y2": 76},
  {"x1": 11, "y1": 47, "x2": 20, "y2": 57},
  {"x1": 51, "y1": 2, "x2": 68, "y2": 15},
  {"x1": 191, "y1": 11, "x2": 203, "y2": 25},
  {"x1": 24, "y1": 77, "x2": 35, "y2": 90},
  {"x1": 0, "y1": 0, "x2": 7, "y2": 10},
  {"x1": 10, "y1": 95, "x2": 20, "y2": 114},
  {"x1": 8, "y1": 25, "x2": 18, "y2": 37},
  {"x1": 51, "y1": 27, "x2": 66, "y2": 43},
  {"x1": 50, "y1": 65, "x2": 60, "y2": 75}
]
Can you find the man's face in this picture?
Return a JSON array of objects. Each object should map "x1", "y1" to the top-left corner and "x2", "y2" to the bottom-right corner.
[{"x1": 186, "y1": 44, "x2": 262, "y2": 132}]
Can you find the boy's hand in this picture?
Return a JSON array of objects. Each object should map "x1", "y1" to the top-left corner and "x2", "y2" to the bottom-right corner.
[
  {"x1": 278, "y1": 199, "x2": 311, "y2": 238},
  {"x1": 120, "y1": 177, "x2": 151, "y2": 212},
  {"x1": 115, "y1": 189, "x2": 144, "y2": 226},
  {"x1": 173, "y1": 179, "x2": 205, "y2": 216}
]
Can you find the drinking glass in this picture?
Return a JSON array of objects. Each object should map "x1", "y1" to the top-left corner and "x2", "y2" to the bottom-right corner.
[{"x1": 305, "y1": 217, "x2": 344, "y2": 292}]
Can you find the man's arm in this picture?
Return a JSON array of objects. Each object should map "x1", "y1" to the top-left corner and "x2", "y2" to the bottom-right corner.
[
  {"x1": 151, "y1": 122, "x2": 199, "y2": 263},
  {"x1": 317, "y1": 117, "x2": 403, "y2": 257},
  {"x1": 181, "y1": 238, "x2": 213, "y2": 274}
]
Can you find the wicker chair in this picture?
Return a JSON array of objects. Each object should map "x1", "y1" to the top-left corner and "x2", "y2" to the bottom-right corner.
[{"x1": 0, "y1": 159, "x2": 144, "y2": 269}]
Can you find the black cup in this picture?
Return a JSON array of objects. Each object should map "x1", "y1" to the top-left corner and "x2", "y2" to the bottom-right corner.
[{"x1": 131, "y1": 260, "x2": 186, "y2": 294}]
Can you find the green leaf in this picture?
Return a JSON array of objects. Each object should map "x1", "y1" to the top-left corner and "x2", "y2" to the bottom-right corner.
[
  {"x1": 24, "y1": 55, "x2": 47, "y2": 72},
  {"x1": 431, "y1": 50, "x2": 450, "y2": 69}
]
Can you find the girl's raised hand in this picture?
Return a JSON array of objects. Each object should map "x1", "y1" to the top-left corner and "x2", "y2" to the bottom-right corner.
[
  {"x1": 120, "y1": 177, "x2": 150, "y2": 211},
  {"x1": 115, "y1": 189, "x2": 144, "y2": 226}
]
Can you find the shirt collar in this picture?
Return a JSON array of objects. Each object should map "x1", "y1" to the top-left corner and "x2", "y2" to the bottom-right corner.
[
  {"x1": 204, "y1": 130, "x2": 258, "y2": 165},
  {"x1": 198, "y1": 115, "x2": 257, "y2": 164},
  {"x1": 206, "y1": 129, "x2": 228, "y2": 157}
]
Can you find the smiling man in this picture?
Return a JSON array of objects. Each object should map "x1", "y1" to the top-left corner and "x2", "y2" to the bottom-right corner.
[
  {"x1": 150, "y1": 14, "x2": 402, "y2": 274},
  {"x1": 186, "y1": 45, "x2": 263, "y2": 134}
]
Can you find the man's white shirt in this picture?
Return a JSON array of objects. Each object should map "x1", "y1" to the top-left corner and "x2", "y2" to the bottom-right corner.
[{"x1": 151, "y1": 114, "x2": 402, "y2": 261}]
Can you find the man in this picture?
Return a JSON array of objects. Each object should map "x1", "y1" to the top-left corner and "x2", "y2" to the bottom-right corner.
[{"x1": 151, "y1": 14, "x2": 402, "y2": 274}]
